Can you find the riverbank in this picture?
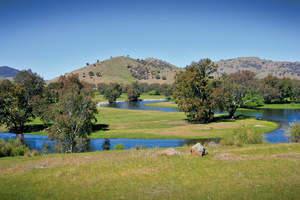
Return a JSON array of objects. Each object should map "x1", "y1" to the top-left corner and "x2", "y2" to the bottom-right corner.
[
  {"x1": 1, "y1": 143, "x2": 299, "y2": 199},
  {"x1": 145, "y1": 101, "x2": 300, "y2": 110},
  {"x1": 14, "y1": 107, "x2": 279, "y2": 140}
]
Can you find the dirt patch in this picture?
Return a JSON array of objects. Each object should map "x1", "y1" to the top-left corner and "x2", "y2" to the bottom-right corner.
[
  {"x1": 213, "y1": 153, "x2": 300, "y2": 161},
  {"x1": 254, "y1": 125, "x2": 264, "y2": 127}
]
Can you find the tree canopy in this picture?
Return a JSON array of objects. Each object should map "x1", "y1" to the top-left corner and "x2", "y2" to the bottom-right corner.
[
  {"x1": 173, "y1": 59, "x2": 223, "y2": 123},
  {"x1": 48, "y1": 74, "x2": 98, "y2": 153},
  {"x1": 0, "y1": 70, "x2": 45, "y2": 137}
]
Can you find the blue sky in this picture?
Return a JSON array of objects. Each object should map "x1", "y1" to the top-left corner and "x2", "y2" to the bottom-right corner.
[{"x1": 1, "y1": 0, "x2": 299, "y2": 80}]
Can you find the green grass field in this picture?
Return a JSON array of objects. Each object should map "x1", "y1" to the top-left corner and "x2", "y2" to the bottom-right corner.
[
  {"x1": 257, "y1": 103, "x2": 300, "y2": 109},
  {"x1": 19, "y1": 106, "x2": 279, "y2": 140},
  {"x1": 0, "y1": 143, "x2": 299, "y2": 199}
]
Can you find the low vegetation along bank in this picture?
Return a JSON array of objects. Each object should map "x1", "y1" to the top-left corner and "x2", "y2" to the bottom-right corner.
[{"x1": 0, "y1": 143, "x2": 299, "y2": 199}]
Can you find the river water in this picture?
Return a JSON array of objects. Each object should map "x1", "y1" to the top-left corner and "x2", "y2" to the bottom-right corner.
[{"x1": 1, "y1": 100, "x2": 299, "y2": 151}]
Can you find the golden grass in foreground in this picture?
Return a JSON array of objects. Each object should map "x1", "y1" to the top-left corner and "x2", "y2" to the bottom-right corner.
[{"x1": 0, "y1": 143, "x2": 299, "y2": 199}]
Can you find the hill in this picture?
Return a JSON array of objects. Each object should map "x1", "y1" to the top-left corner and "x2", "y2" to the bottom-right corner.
[
  {"x1": 49, "y1": 56, "x2": 300, "y2": 85},
  {"x1": 214, "y1": 57, "x2": 300, "y2": 79},
  {"x1": 50, "y1": 56, "x2": 181, "y2": 85},
  {"x1": 0, "y1": 66, "x2": 20, "y2": 78}
]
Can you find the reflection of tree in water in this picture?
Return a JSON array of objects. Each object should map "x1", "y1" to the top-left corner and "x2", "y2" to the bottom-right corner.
[{"x1": 41, "y1": 138, "x2": 91, "y2": 154}]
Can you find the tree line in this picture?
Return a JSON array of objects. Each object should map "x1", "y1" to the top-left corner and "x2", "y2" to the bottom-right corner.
[
  {"x1": 173, "y1": 58, "x2": 300, "y2": 123},
  {"x1": 97, "y1": 82, "x2": 174, "y2": 103},
  {"x1": 0, "y1": 71, "x2": 97, "y2": 153}
]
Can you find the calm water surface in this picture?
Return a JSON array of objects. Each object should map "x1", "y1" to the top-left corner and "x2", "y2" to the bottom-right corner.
[{"x1": 1, "y1": 100, "x2": 299, "y2": 151}]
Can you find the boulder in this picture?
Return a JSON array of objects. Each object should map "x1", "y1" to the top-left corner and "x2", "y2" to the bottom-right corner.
[
  {"x1": 158, "y1": 148, "x2": 182, "y2": 156},
  {"x1": 190, "y1": 143, "x2": 207, "y2": 157}
]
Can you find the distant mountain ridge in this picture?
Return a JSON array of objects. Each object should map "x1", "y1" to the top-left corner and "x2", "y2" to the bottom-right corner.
[
  {"x1": 0, "y1": 66, "x2": 20, "y2": 78},
  {"x1": 214, "y1": 57, "x2": 300, "y2": 79}
]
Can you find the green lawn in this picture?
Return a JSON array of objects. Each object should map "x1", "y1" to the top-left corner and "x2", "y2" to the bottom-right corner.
[
  {"x1": 257, "y1": 103, "x2": 300, "y2": 109},
  {"x1": 0, "y1": 143, "x2": 299, "y2": 199},
  {"x1": 20, "y1": 106, "x2": 279, "y2": 139}
]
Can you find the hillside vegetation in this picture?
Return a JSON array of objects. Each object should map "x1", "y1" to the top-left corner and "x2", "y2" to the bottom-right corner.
[
  {"x1": 215, "y1": 57, "x2": 300, "y2": 79},
  {"x1": 50, "y1": 56, "x2": 180, "y2": 85},
  {"x1": 48, "y1": 56, "x2": 300, "y2": 86}
]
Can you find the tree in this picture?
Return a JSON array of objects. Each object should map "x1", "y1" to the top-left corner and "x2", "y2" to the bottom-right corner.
[
  {"x1": 103, "y1": 83, "x2": 122, "y2": 103},
  {"x1": 49, "y1": 74, "x2": 98, "y2": 153},
  {"x1": 0, "y1": 70, "x2": 45, "y2": 138},
  {"x1": 127, "y1": 82, "x2": 140, "y2": 102},
  {"x1": 173, "y1": 58, "x2": 222, "y2": 123},
  {"x1": 221, "y1": 70, "x2": 259, "y2": 119}
]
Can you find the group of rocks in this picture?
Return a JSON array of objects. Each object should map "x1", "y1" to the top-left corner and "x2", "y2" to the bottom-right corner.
[{"x1": 158, "y1": 143, "x2": 207, "y2": 157}]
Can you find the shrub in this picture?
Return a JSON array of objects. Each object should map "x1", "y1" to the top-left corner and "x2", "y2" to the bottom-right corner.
[
  {"x1": 287, "y1": 121, "x2": 300, "y2": 142},
  {"x1": 25, "y1": 151, "x2": 31, "y2": 157},
  {"x1": 0, "y1": 138, "x2": 29, "y2": 157},
  {"x1": 113, "y1": 143, "x2": 125, "y2": 150},
  {"x1": 147, "y1": 90, "x2": 161, "y2": 95},
  {"x1": 220, "y1": 127, "x2": 264, "y2": 146},
  {"x1": 32, "y1": 149, "x2": 40, "y2": 156}
]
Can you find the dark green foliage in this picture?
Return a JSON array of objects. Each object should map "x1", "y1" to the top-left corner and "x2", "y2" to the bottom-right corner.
[
  {"x1": 96, "y1": 72, "x2": 102, "y2": 77},
  {"x1": 221, "y1": 70, "x2": 259, "y2": 119},
  {"x1": 173, "y1": 58, "x2": 223, "y2": 123},
  {"x1": 127, "y1": 82, "x2": 140, "y2": 102},
  {"x1": 220, "y1": 127, "x2": 264, "y2": 146},
  {"x1": 162, "y1": 76, "x2": 167, "y2": 80},
  {"x1": 89, "y1": 71, "x2": 95, "y2": 77},
  {"x1": 147, "y1": 90, "x2": 161, "y2": 95},
  {"x1": 0, "y1": 70, "x2": 45, "y2": 137},
  {"x1": 102, "y1": 138, "x2": 111, "y2": 151},
  {"x1": 97, "y1": 82, "x2": 108, "y2": 95},
  {"x1": 49, "y1": 74, "x2": 98, "y2": 153},
  {"x1": 0, "y1": 138, "x2": 29, "y2": 157},
  {"x1": 104, "y1": 83, "x2": 122, "y2": 103}
]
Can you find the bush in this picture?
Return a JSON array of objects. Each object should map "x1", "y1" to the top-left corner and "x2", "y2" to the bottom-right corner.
[
  {"x1": 220, "y1": 127, "x2": 264, "y2": 146},
  {"x1": 113, "y1": 143, "x2": 125, "y2": 150},
  {"x1": 0, "y1": 138, "x2": 30, "y2": 157},
  {"x1": 147, "y1": 90, "x2": 161, "y2": 95},
  {"x1": 287, "y1": 121, "x2": 300, "y2": 142}
]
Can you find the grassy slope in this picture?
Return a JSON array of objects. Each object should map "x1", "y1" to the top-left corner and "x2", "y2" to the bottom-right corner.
[
  {"x1": 0, "y1": 143, "x2": 299, "y2": 199},
  {"x1": 49, "y1": 56, "x2": 180, "y2": 85}
]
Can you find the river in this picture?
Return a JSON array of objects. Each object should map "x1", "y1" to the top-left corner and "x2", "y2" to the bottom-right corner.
[{"x1": 1, "y1": 100, "x2": 299, "y2": 151}]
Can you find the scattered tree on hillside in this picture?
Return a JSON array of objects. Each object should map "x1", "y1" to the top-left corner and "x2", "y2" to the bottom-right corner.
[
  {"x1": 0, "y1": 70, "x2": 45, "y2": 138},
  {"x1": 104, "y1": 83, "x2": 122, "y2": 103},
  {"x1": 89, "y1": 71, "x2": 95, "y2": 77},
  {"x1": 173, "y1": 59, "x2": 224, "y2": 123}
]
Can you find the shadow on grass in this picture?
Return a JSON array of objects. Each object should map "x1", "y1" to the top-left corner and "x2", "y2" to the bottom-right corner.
[
  {"x1": 186, "y1": 114, "x2": 255, "y2": 124},
  {"x1": 92, "y1": 124, "x2": 110, "y2": 131},
  {"x1": 22, "y1": 124, "x2": 51, "y2": 133}
]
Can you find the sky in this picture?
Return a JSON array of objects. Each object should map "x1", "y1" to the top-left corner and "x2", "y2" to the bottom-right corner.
[{"x1": 0, "y1": 0, "x2": 300, "y2": 80}]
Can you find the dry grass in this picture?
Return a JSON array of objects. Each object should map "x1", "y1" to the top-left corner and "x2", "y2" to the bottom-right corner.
[{"x1": 0, "y1": 143, "x2": 299, "y2": 199}]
